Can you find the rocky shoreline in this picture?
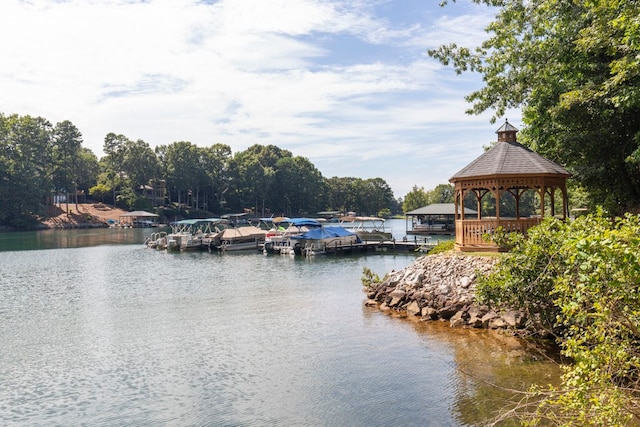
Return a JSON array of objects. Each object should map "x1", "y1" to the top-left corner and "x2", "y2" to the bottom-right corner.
[{"x1": 364, "y1": 253, "x2": 527, "y2": 331}]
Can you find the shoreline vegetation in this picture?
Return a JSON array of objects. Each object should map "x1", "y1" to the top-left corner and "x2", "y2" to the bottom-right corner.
[
  {"x1": 367, "y1": 213, "x2": 640, "y2": 426},
  {"x1": 0, "y1": 114, "x2": 402, "y2": 233},
  {"x1": 0, "y1": 202, "x2": 129, "y2": 232}
]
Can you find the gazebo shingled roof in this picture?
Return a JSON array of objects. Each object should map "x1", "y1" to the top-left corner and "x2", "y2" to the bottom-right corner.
[
  {"x1": 450, "y1": 139, "x2": 571, "y2": 179},
  {"x1": 448, "y1": 120, "x2": 571, "y2": 252}
]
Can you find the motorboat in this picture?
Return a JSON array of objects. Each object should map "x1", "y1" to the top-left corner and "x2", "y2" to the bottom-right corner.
[
  {"x1": 147, "y1": 218, "x2": 225, "y2": 251},
  {"x1": 262, "y1": 218, "x2": 322, "y2": 255},
  {"x1": 339, "y1": 216, "x2": 393, "y2": 242},
  {"x1": 215, "y1": 225, "x2": 267, "y2": 252},
  {"x1": 290, "y1": 226, "x2": 362, "y2": 256}
]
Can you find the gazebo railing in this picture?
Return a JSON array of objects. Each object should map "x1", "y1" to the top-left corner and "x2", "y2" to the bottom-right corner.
[{"x1": 455, "y1": 218, "x2": 542, "y2": 249}]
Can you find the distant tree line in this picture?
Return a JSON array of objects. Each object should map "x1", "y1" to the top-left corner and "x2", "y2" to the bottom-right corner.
[{"x1": 0, "y1": 113, "x2": 402, "y2": 229}]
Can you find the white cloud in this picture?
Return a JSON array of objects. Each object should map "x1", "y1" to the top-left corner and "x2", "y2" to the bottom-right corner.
[{"x1": 0, "y1": 0, "x2": 507, "y2": 198}]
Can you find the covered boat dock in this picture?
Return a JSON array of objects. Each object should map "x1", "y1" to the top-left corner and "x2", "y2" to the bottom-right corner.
[
  {"x1": 405, "y1": 203, "x2": 477, "y2": 235},
  {"x1": 119, "y1": 210, "x2": 160, "y2": 227}
]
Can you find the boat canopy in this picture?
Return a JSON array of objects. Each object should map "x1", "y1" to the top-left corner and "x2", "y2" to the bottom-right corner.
[
  {"x1": 290, "y1": 226, "x2": 356, "y2": 240},
  {"x1": 282, "y1": 218, "x2": 322, "y2": 227},
  {"x1": 220, "y1": 226, "x2": 267, "y2": 239},
  {"x1": 169, "y1": 218, "x2": 227, "y2": 233},
  {"x1": 340, "y1": 216, "x2": 385, "y2": 223}
]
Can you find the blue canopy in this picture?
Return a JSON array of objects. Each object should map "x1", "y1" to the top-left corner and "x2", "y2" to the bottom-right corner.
[
  {"x1": 290, "y1": 226, "x2": 358, "y2": 240},
  {"x1": 283, "y1": 218, "x2": 322, "y2": 227}
]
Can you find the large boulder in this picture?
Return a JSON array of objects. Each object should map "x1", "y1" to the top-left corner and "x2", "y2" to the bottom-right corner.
[{"x1": 364, "y1": 253, "x2": 527, "y2": 331}]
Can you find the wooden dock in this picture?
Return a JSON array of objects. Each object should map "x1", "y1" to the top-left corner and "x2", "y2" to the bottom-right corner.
[
  {"x1": 148, "y1": 232, "x2": 438, "y2": 255},
  {"x1": 291, "y1": 237, "x2": 436, "y2": 256}
]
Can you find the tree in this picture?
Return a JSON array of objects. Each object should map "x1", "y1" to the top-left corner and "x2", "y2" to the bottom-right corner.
[
  {"x1": 200, "y1": 143, "x2": 232, "y2": 212},
  {"x1": 425, "y1": 184, "x2": 454, "y2": 205},
  {"x1": 325, "y1": 176, "x2": 357, "y2": 213},
  {"x1": 274, "y1": 156, "x2": 327, "y2": 216},
  {"x1": 101, "y1": 133, "x2": 128, "y2": 206},
  {"x1": 52, "y1": 120, "x2": 83, "y2": 213},
  {"x1": 158, "y1": 141, "x2": 201, "y2": 208},
  {"x1": 121, "y1": 139, "x2": 159, "y2": 192},
  {"x1": 358, "y1": 178, "x2": 395, "y2": 216},
  {"x1": 98, "y1": 133, "x2": 162, "y2": 210},
  {"x1": 402, "y1": 185, "x2": 428, "y2": 213},
  {"x1": 230, "y1": 145, "x2": 293, "y2": 214},
  {"x1": 75, "y1": 148, "x2": 100, "y2": 200},
  {"x1": 0, "y1": 114, "x2": 54, "y2": 228},
  {"x1": 431, "y1": 1, "x2": 640, "y2": 214}
]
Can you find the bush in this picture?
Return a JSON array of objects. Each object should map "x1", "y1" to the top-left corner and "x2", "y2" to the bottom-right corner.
[
  {"x1": 477, "y1": 211, "x2": 640, "y2": 425},
  {"x1": 428, "y1": 239, "x2": 454, "y2": 254},
  {"x1": 361, "y1": 267, "x2": 382, "y2": 289}
]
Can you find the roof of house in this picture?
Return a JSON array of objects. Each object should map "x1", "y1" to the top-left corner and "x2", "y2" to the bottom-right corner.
[
  {"x1": 405, "y1": 203, "x2": 477, "y2": 216},
  {"x1": 449, "y1": 139, "x2": 571, "y2": 181}
]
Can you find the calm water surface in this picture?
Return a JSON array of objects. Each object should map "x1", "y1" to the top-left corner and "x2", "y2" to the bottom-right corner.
[{"x1": 0, "y1": 226, "x2": 559, "y2": 426}]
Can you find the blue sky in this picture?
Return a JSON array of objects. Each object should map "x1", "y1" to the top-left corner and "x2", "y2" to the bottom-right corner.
[{"x1": 1, "y1": 0, "x2": 519, "y2": 199}]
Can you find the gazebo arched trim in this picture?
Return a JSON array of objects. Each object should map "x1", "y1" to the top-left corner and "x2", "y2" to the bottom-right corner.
[
  {"x1": 452, "y1": 178, "x2": 569, "y2": 252},
  {"x1": 449, "y1": 122, "x2": 571, "y2": 252}
]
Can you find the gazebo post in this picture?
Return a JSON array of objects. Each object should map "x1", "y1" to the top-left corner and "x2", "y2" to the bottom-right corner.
[{"x1": 449, "y1": 120, "x2": 571, "y2": 252}]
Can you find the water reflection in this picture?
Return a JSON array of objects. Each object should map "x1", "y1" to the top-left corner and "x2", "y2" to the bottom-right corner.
[
  {"x1": 363, "y1": 307, "x2": 563, "y2": 425},
  {"x1": 0, "y1": 218, "x2": 446, "y2": 252},
  {"x1": 0, "y1": 228, "x2": 152, "y2": 251},
  {"x1": 0, "y1": 232, "x2": 561, "y2": 426}
]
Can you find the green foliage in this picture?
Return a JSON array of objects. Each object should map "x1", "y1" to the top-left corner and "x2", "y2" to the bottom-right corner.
[
  {"x1": 0, "y1": 114, "x2": 53, "y2": 227},
  {"x1": 403, "y1": 184, "x2": 455, "y2": 213},
  {"x1": 428, "y1": 239, "x2": 455, "y2": 255},
  {"x1": 1, "y1": 111, "x2": 400, "y2": 226},
  {"x1": 377, "y1": 208, "x2": 391, "y2": 218},
  {"x1": 361, "y1": 267, "x2": 382, "y2": 289},
  {"x1": 477, "y1": 211, "x2": 640, "y2": 425},
  {"x1": 115, "y1": 187, "x2": 139, "y2": 210},
  {"x1": 477, "y1": 219, "x2": 567, "y2": 335},
  {"x1": 89, "y1": 183, "x2": 111, "y2": 202},
  {"x1": 428, "y1": 184, "x2": 454, "y2": 204},
  {"x1": 402, "y1": 185, "x2": 429, "y2": 213},
  {"x1": 431, "y1": 0, "x2": 640, "y2": 214},
  {"x1": 324, "y1": 176, "x2": 398, "y2": 217}
]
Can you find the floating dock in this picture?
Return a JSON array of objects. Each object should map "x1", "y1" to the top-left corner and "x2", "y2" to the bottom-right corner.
[{"x1": 292, "y1": 238, "x2": 436, "y2": 256}]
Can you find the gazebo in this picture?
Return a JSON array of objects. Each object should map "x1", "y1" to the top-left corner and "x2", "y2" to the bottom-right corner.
[{"x1": 449, "y1": 121, "x2": 571, "y2": 252}]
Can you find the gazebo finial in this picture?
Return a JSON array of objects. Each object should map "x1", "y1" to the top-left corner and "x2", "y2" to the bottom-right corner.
[
  {"x1": 449, "y1": 124, "x2": 571, "y2": 252},
  {"x1": 496, "y1": 119, "x2": 518, "y2": 142}
]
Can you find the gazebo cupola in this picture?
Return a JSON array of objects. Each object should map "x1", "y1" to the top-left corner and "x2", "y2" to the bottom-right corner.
[{"x1": 449, "y1": 120, "x2": 572, "y2": 252}]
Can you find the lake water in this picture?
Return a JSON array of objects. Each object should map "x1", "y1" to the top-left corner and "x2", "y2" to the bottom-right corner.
[{"x1": 0, "y1": 223, "x2": 559, "y2": 426}]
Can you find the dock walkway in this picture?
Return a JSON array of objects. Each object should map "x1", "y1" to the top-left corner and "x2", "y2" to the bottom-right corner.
[{"x1": 293, "y1": 237, "x2": 436, "y2": 256}]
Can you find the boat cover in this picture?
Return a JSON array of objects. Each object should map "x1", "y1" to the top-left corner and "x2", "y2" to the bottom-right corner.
[
  {"x1": 220, "y1": 225, "x2": 267, "y2": 239},
  {"x1": 290, "y1": 226, "x2": 357, "y2": 240},
  {"x1": 283, "y1": 218, "x2": 322, "y2": 227}
]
